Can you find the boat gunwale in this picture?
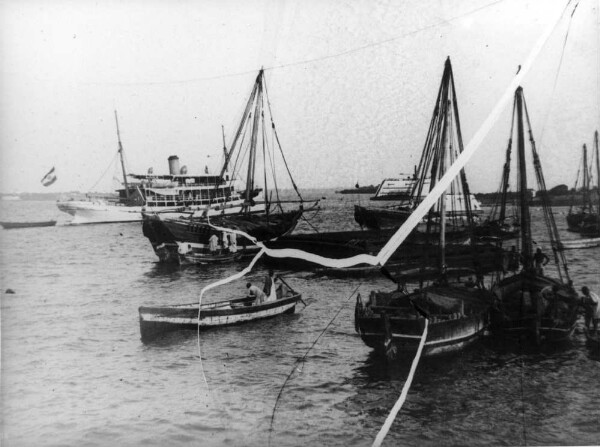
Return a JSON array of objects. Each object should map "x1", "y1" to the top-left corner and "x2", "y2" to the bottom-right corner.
[{"x1": 139, "y1": 293, "x2": 302, "y2": 318}]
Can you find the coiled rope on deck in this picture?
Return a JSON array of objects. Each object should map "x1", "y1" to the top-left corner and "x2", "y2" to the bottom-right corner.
[{"x1": 372, "y1": 319, "x2": 429, "y2": 447}]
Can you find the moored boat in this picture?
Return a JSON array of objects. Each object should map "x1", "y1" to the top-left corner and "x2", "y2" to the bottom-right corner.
[
  {"x1": 355, "y1": 284, "x2": 492, "y2": 358},
  {"x1": 354, "y1": 91, "x2": 484, "y2": 231},
  {"x1": 142, "y1": 69, "x2": 312, "y2": 264},
  {"x1": 566, "y1": 131, "x2": 599, "y2": 232},
  {"x1": 0, "y1": 220, "x2": 57, "y2": 229},
  {"x1": 139, "y1": 287, "x2": 302, "y2": 342},
  {"x1": 557, "y1": 237, "x2": 600, "y2": 250},
  {"x1": 490, "y1": 87, "x2": 580, "y2": 343},
  {"x1": 355, "y1": 58, "x2": 494, "y2": 360},
  {"x1": 143, "y1": 209, "x2": 301, "y2": 263}
]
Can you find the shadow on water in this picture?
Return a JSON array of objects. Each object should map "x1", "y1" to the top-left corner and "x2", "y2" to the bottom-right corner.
[
  {"x1": 143, "y1": 260, "x2": 244, "y2": 281},
  {"x1": 143, "y1": 262, "x2": 184, "y2": 280},
  {"x1": 139, "y1": 312, "x2": 303, "y2": 349}
]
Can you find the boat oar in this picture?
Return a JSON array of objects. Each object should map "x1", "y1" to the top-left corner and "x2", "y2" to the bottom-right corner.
[{"x1": 277, "y1": 275, "x2": 307, "y2": 307}]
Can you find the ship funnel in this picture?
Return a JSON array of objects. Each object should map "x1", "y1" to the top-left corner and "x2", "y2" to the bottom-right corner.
[{"x1": 168, "y1": 156, "x2": 180, "y2": 175}]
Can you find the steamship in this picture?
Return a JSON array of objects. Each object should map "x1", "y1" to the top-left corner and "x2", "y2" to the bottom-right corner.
[{"x1": 57, "y1": 155, "x2": 262, "y2": 224}]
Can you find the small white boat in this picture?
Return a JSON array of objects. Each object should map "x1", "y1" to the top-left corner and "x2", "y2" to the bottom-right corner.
[
  {"x1": 557, "y1": 238, "x2": 600, "y2": 250},
  {"x1": 138, "y1": 288, "x2": 302, "y2": 342}
]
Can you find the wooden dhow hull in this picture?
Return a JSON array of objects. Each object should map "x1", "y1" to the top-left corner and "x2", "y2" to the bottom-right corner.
[
  {"x1": 491, "y1": 272, "x2": 579, "y2": 343},
  {"x1": 355, "y1": 286, "x2": 492, "y2": 360},
  {"x1": 139, "y1": 292, "x2": 301, "y2": 342},
  {"x1": 142, "y1": 210, "x2": 302, "y2": 263}
]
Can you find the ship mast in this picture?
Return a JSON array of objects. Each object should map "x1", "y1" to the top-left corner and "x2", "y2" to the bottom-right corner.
[
  {"x1": 115, "y1": 110, "x2": 130, "y2": 199},
  {"x1": 515, "y1": 87, "x2": 532, "y2": 270},
  {"x1": 245, "y1": 71, "x2": 264, "y2": 209},
  {"x1": 583, "y1": 143, "x2": 590, "y2": 211},
  {"x1": 594, "y1": 131, "x2": 600, "y2": 219}
]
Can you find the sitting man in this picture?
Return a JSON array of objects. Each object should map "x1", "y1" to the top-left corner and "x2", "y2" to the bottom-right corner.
[{"x1": 246, "y1": 282, "x2": 267, "y2": 306}]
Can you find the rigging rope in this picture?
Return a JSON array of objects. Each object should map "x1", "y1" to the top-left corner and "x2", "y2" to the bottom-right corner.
[
  {"x1": 267, "y1": 283, "x2": 363, "y2": 447},
  {"x1": 372, "y1": 319, "x2": 429, "y2": 447},
  {"x1": 537, "y1": 1, "x2": 580, "y2": 147},
  {"x1": 262, "y1": 78, "x2": 303, "y2": 202},
  {"x1": 77, "y1": 0, "x2": 508, "y2": 87},
  {"x1": 88, "y1": 151, "x2": 119, "y2": 191}
]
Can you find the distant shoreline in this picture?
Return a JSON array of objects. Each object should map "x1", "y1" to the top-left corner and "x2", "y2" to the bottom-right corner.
[{"x1": 2, "y1": 189, "x2": 598, "y2": 206}]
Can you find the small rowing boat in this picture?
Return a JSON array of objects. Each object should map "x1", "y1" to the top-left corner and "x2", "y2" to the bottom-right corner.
[
  {"x1": 138, "y1": 287, "x2": 302, "y2": 342},
  {"x1": 557, "y1": 238, "x2": 600, "y2": 250}
]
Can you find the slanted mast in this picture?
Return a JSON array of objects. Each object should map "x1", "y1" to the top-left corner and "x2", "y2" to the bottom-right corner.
[
  {"x1": 411, "y1": 57, "x2": 477, "y2": 269},
  {"x1": 216, "y1": 69, "x2": 303, "y2": 215},
  {"x1": 114, "y1": 110, "x2": 130, "y2": 199}
]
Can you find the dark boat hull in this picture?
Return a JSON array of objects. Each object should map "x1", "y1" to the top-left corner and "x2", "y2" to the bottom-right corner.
[
  {"x1": 491, "y1": 272, "x2": 579, "y2": 343},
  {"x1": 142, "y1": 210, "x2": 301, "y2": 263},
  {"x1": 355, "y1": 286, "x2": 492, "y2": 360},
  {"x1": 566, "y1": 211, "x2": 598, "y2": 232},
  {"x1": 0, "y1": 220, "x2": 57, "y2": 229},
  {"x1": 354, "y1": 205, "x2": 411, "y2": 230}
]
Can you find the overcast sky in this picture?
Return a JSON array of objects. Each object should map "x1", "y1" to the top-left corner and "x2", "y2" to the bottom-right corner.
[{"x1": 1, "y1": 0, "x2": 598, "y2": 194}]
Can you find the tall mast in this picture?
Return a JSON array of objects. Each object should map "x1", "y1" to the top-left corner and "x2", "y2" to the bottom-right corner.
[
  {"x1": 221, "y1": 125, "x2": 229, "y2": 175},
  {"x1": 583, "y1": 143, "x2": 590, "y2": 210},
  {"x1": 438, "y1": 100, "x2": 450, "y2": 271},
  {"x1": 245, "y1": 71, "x2": 263, "y2": 207},
  {"x1": 115, "y1": 110, "x2": 130, "y2": 199},
  {"x1": 515, "y1": 87, "x2": 532, "y2": 269},
  {"x1": 498, "y1": 96, "x2": 517, "y2": 222},
  {"x1": 595, "y1": 131, "x2": 600, "y2": 216},
  {"x1": 217, "y1": 71, "x2": 261, "y2": 181}
]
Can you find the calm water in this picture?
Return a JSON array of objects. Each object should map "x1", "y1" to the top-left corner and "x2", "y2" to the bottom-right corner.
[{"x1": 1, "y1": 194, "x2": 599, "y2": 447}]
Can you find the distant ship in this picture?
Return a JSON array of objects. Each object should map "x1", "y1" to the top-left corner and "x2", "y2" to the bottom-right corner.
[
  {"x1": 336, "y1": 184, "x2": 377, "y2": 194},
  {"x1": 56, "y1": 112, "x2": 262, "y2": 225},
  {"x1": 369, "y1": 174, "x2": 417, "y2": 201}
]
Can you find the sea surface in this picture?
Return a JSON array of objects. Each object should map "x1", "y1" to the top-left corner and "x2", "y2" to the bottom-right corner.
[{"x1": 1, "y1": 192, "x2": 599, "y2": 447}]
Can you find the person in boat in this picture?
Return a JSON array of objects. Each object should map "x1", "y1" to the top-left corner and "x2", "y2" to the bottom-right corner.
[
  {"x1": 581, "y1": 286, "x2": 600, "y2": 333},
  {"x1": 208, "y1": 233, "x2": 219, "y2": 254},
  {"x1": 264, "y1": 271, "x2": 282, "y2": 303},
  {"x1": 247, "y1": 282, "x2": 267, "y2": 305},
  {"x1": 539, "y1": 284, "x2": 559, "y2": 319},
  {"x1": 533, "y1": 247, "x2": 549, "y2": 275},
  {"x1": 228, "y1": 233, "x2": 238, "y2": 253},
  {"x1": 263, "y1": 269, "x2": 274, "y2": 296},
  {"x1": 221, "y1": 231, "x2": 229, "y2": 252},
  {"x1": 503, "y1": 246, "x2": 520, "y2": 273}
]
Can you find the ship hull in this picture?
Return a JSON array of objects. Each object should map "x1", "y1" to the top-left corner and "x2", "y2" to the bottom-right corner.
[{"x1": 56, "y1": 199, "x2": 260, "y2": 225}]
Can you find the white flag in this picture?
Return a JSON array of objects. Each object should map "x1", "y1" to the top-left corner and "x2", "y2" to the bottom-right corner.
[{"x1": 41, "y1": 167, "x2": 57, "y2": 187}]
